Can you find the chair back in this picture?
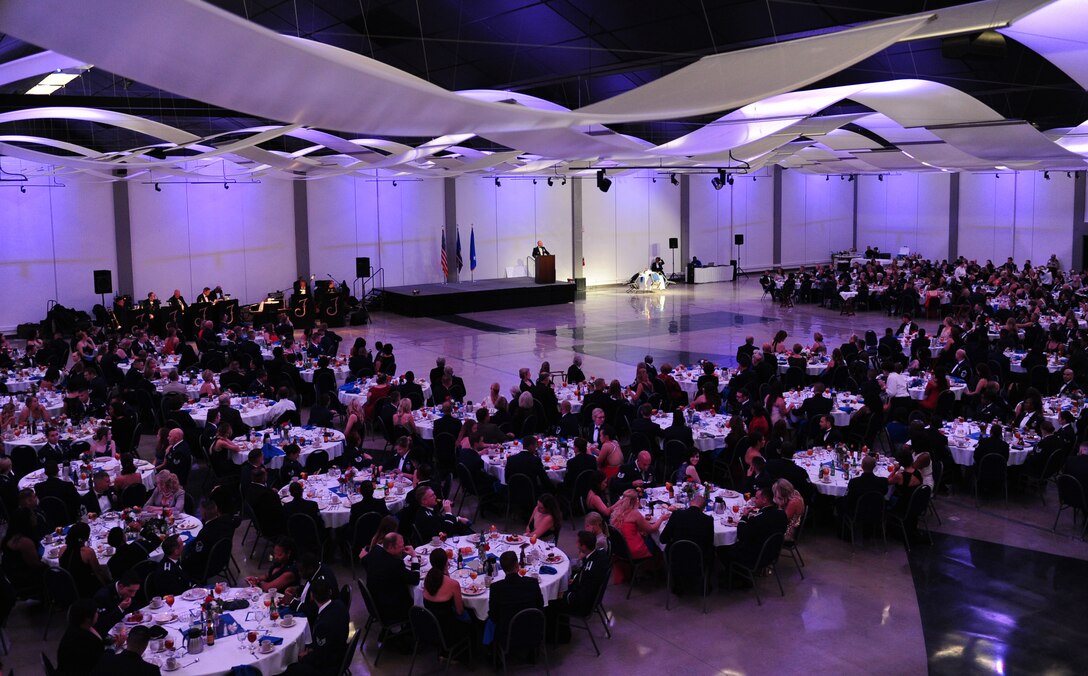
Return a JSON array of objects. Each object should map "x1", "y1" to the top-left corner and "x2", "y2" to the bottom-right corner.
[
  {"x1": 976, "y1": 453, "x2": 1008, "y2": 493},
  {"x1": 454, "y1": 463, "x2": 479, "y2": 497},
  {"x1": 201, "y1": 537, "x2": 233, "y2": 584},
  {"x1": 666, "y1": 539, "x2": 706, "y2": 583},
  {"x1": 434, "y1": 433, "x2": 457, "y2": 475},
  {"x1": 607, "y1": 526, "x2": 634, "y2": 562},
  {"x1": 629, "y1": 432, "x2": 652, "y2": 456},
  {"x1": 337, "y1": 628, "x2": 363, "y2": 676},
  {"x1": 43, "y1": 566, "x2": 78, "y2": 609},
  {"x1": 936, "y1": 390, "x2": 956, "y2": 419},
  {"x1": 287, "y1": 512, "x2": 322, "y2": 553},
  {"x1": 10, "y1": 445, "x2": 39, "y2": 479},
  {"x1": 903, "y1": 484, "x2": 932, "y2": 522},
  {"x1": 304, "y1": 450, "x2": 330, "y2": 473},
  {"x1": 1057, "y1": 474, "x2": 1088, "y2": 511},
  {"x1": 572, "y1": 470, "x2": 596, "y2": 507},
  {"x1": 352, "y1": 512, "x2": 384, "y2": 554},
  {"x1": 507, "y1": 473, "x2": 537, "y2": 513},
  {"x1": 785, "y1": 367, "x2": 804, "y2": 389},
  {"x1": 852, "y1": 491, "x2": 886, "y2": 527},
  {"x1": 42, "y1": 651, "x2": 59, "y2": 676},
  {"x1": 519, "y1": 414, "x2": 539, "y2": 437},
  {"x1": 409, "y1": 605, "x2": 449, "y2": 651},
  {"x1": 1039, "y1": 450, "x2": 1066, "y2": 481},
  {"x1": 121, "y1": 482, "x2": 148, "y2": 509},
  {"x1": 753, "y1": 531, "x2": 785, "y2": 569},
  {"x1": 39, "y1": 496, "x2": 71, "y2": 529},
  {"x1": 503, "y1": 607, "x2": 546, "y2": 654}
]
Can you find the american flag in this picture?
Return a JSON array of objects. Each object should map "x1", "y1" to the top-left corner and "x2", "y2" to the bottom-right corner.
[
  {"x1": 456, "y1": 228, "x2": 463, "y2": 273},
  {"x1": 440, "y1": 229, "x2": 448, "y2": 280}
]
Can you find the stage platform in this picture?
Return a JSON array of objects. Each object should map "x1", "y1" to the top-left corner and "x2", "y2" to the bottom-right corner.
[{"x1": 381, "y1": 277, "x2": 578, "y2": 317}]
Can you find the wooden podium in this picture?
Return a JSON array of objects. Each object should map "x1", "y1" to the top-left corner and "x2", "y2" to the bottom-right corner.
[{"x1": 533, "y1": 255, "x2": 556, "y2": 284}]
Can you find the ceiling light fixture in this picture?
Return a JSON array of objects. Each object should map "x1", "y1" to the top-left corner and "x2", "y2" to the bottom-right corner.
[
  {"x1": 878, "y1": 174, "x2": 884, "y2": 182},
  {"x1": 154, "y1": 182, "x2": 161, "y2": 192},
  {"x1": 494, "y1": 177, "x2": 501, "y2": 187},
  {"x1": 546, "y1": 177, "x2": 553, "y2": 187},
  {"x1": 25, "y1": 67, "x2": 89, "y2": 95},
  {"x1": 561, "y1": 177, "x2": 567, "y2": 185},
  {"x1": 1044, "y1": 171, "x2": 1051, "y2": 180},
  {"x1": 726, "y1": 173, "x2": 734, "y2": 186},
  {"x1": 670, "y1": 173, "x2": 679, "y2": 186},
  {"x1": 711, "y1": 169, "x2": 725, "y2": 191},
  {"x1": 532, "y1": 178, "x2": 537, "y2": 185},
  {"x1": 19, "y1": 185, "x2": 26, "y2": 193},
  {"x1": 596, "y1": 169, "x2": 612, "y2": 193}
]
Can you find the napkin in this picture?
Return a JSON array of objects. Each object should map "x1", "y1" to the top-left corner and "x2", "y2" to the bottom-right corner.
[
  {"x1": 303, "y1": 425, "x2": 316, "y2": 430},
  {"x1": 539, "y1": 565, "x2": 558, "y2": 575},
  {"x1": 261, "y1": 443, "x2": 285, "y2": 462},
  {"x1": 215, "y1": 613, "x2": 245, "y2": 638},
  {"x1": 258, "y1": 635, "x2": 284, "y2": 646}
]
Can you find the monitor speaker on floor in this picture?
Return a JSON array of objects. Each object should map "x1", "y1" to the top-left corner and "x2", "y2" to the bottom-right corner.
[{"x1": 93, "y1": 269, "x2": 113, "y2": 295}]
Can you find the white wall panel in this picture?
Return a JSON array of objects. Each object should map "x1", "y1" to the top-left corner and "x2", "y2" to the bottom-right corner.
[
  {"x1": 959, "y1": 173, "x2": 1016, "y2": 265},
  {"x1": 858, "y1": 173, "x2": 950, "y2": 261},
  {"x1": 1011, "y1": 172, "x2": 1074, "y2": 268},
  {"x1": 781, "y1": 172, "x2": 852, "y2": 266},
  {"x1": 689, "y1": 176, "x2": 774, "y2": 273}
]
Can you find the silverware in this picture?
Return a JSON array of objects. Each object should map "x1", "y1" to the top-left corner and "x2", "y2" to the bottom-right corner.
[{"x1": 182, "y1": 658, "x2": 200, "y2": 668}]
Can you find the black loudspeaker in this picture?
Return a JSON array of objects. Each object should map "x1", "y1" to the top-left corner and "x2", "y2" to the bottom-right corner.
[
  {"x1": 93, "y1": 269, "x2": 113, "y2": 294},
  {"x1": 668, "y1": 237, "x2": 678, "y2": 249},
  {"x1": 355, "y1": 257, "x2": 371, "y2": 278},
  {"x1": 734, "y1": 234, "x2": 744, "y2": 246}
]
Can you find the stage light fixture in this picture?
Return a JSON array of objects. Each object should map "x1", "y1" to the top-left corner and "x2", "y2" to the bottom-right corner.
[
  {"x1": 392, "y1": 180, "x2": 398, "y2": 187},
  {"x1": 726, "y1": 173, "x2": 734, "y2": 186},
  {"x1": 652, "y1": 176, "x2": 657, "y2": 183},
  {"x1": 547, "y1": 177, "x2": 553, "y2": 187},
  {"x1": 848, "y1": 175, "x2": 855, "y2": 182},
  {"x1": 561, "y1": 177, "x2": 567, "y2": 185},
  {"x1": 223, "y1": 182, "x2": 229, "y2": 190},
  {"x1": 710, "y1": 171, "x2": 724, "y2": 191},
  {"x1": 1044, "y1": 171, "x2": 1050, "y2": 180},
  {"x1": 19, "y1": 185, "x2": 26, "y2": 193},
  {"x1": 670, "y1": 173, "x2": 678, "y2": 186},
  {"x1": 494, "y1": 177, "x2": 501, "y2": 187},
  {"x1": 825, "y1": 175, "x2": 830, "y2": 181},
  {"x1": 533, "y1": 178, "x2": 537, "y2": 185},
  {"x1": 596, "y1": 169, "x2": 612, "y2": 193},
  {"x1": 878, "y1": 174, "x2": 883, "y2": 182},
  {"x1": 154, "y1": 182, "x2": 161, "y2": 192}
]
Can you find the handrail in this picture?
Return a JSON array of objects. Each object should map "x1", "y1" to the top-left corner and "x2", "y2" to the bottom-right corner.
[{"x1": 354, "y1": 267, "x2": 385, "y2": 299}]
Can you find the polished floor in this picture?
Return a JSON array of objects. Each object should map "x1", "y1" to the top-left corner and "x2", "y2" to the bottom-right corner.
[{"x1": 4, "y1": 279, "x2": 1087, "y2": 675}]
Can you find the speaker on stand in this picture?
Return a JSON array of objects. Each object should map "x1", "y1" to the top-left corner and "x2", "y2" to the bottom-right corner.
[
  {"x1": 668, "y1": 237, "x2": 679, "y2": 278},
  {"x1": 93, "y1": 269, "x2": 113, "y2": 307},
  {"x1": 733, "y1": 234, "x2": 748, "y2": 279}
]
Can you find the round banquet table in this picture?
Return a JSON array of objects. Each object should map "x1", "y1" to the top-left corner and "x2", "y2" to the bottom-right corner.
[
  {"x1": 782, "y1": 390, "x2": 863, "y2": 427},
  {"x1": 652, "y1": 410, "x2": 730, "y2": 452},
  {"x1": 552, "y1": 384, "x2": 583, "y2": 414},
  {"x1": 11, "y1": 391, "x2": 65, "y2": 418},
  {"x1": 279, "y1": 469, "x2": 409, "y2": 527},
  {"x1": 118, "y1": 354, "x2": 181, "y2": 374},
  {"x1": 792, "y1": 448, "x2": 893, "y2": 497},
  {"x1": 410, "y1": 533, "x2": 570, "y2": 621},
  {"x1": 482, "y1": 440, "x2": 568, "y2": 485},
  {"x1": 2, "y1": 367, "x2": 46, "y2": 392},
  {"x1": 644, "y1": 485, "x2": 746, "y2": 547},
  {"x1": 412, "y1": 405, "x2": 478, "y2": 441},
  {"x1": 906, "y1": 376, "x2": 968, "y2": 401},
  {"x1": 670, "y1": 365, "x2": 734, "y2": 400},
  {"x1": 107, "y1": 586, "x2": 309, "y2": 676},
  {"x1": 299, "y1": 364, "x2": 352, "y2": 386},
  {"x1": 41, "y1": 511, "x2": 203, "y2": 567},
  {"x1": 19, "y1": 456, "x2": 156, "y2": 494},
  {"x1": 1042, "y1": 396, "x2": 1082, "y2": 428},
  {"x1": 231, "y1": 427, "x2": 344, "y2": 470},
  {"x1": 337, "y1": 377, "x2": 432, "y2": 409},
  {"x1": 938, "y1": 421, "x2": 1036, "y2": 466},
  {"x1": 1005, "y1": 350, "x2": 1065, "y2": 375},
  {"x1": 776, "y1": 355, "x2": 829, "y2": 376},
  {"x1": 4, "y1": 426, "x2": 95, "y2": 454},
  {"x1": 184, "y1": 397, "x2": 276, "y2": 429}
]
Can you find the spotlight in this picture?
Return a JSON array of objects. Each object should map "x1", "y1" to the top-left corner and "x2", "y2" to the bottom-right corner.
[
  {"x1": 19, "y1": 185, "x2": 26, "y2": 193},
  {"x1": 533, "y1": 178, "x2": 537, "y2": 185},
  {"x1": 547, "y1": 177, "x2": 553, "y2": 187},
  {"x1": 223, "y1": 182, "x2": 229, "y2": 190},
  {"x1": 561, "y1": 177, "x2": 567, "y2": 185},
  {"x1": 154, "y1": 182, "x2": 161, "y2": 192},
  {"x1": 878, "y1": 174, "x2": 883, "y2": 182},
  {"x1": 392, "y1": 180, "x2": 397, "y2": 187},
  {"x1": 1044, "y1": 171, "x2": 1050, "y2": 180},
  {"x1": 670, "y1": 173, "x2": 679, "y2": 186},
  {"x1": 726, "y1": 173, "x2": 734, "y2": 186},
  {"x1": 494, "y1": 177, "x2": 501, "y2": 187},
  {"x1": 710, "y1": 169, "x2": 725, "y2": 191},
  {"x1": 652, "y1": 176, "x2": 657, "y2": 183},
  {"x1": 840, "y1": 175, "x2": 845, "y2": 181},
  {"x1": 848, "y1": 175, "x2": 855, "y2": 182},
  {"x1": 596, "y1": 169, "x2": 611, "y2": 193},
  {"x1": 995, "y1": 173, "x2": 1000, "y2": 179},
  {"x1": 1067, "y1": 172, "x2": 1073, "y2": 178},
  {"x1": 825, "y1": 175, "x2": 830, "y2": 182}
]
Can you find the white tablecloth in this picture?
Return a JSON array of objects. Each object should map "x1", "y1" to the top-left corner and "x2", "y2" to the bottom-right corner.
[
  {"x1": 337, "y1": 377, "x2": 432, "y2": 408},
  {"x1": 4, "y1": 428, "x2": 95, "y2": 454},
  {"x1": 411, "y1": 533, "x2": 569, "y2": 621},
  {"x1": 939, "y1": 421, "x2": 1035, "y2": 466},
  {"x1": 782, "y1": 390, "x2": 862, "y2": 427},
  {"x1": 792, "y1": 449, "x2": 892, "y2": 497},
  {"x1": 12, "y1": 391, "x2": 65, "y2": 418},
  {"x1": 653, "y1": 411, "x2": 730, "y2": 452},
  {"x1": 482, "y1": 441, "x2": 567, "y2": 485},
  {"x1": 185, "y1": 398, "x2": 276, "y2": 429},
  {"x1": 19, "y1": 456, "x2": 156, "y2": 494},
  {"x1": 645, "y1": 485, "x2": 743, "y2": 547},
  {"x1": 777, "y1": 356, "x2": 828, "y2": 376},
  {"x1": 1005, "y1": 350, "x2": 1065, "y2": 375},
  {"x1": 231, "y1": 427, "x2": 344, "y2": 470},
  {"x1": 280, "y1": 470, "x2": 409, "y2": 527},
  {"x1": 3, "y1": 367, "x2": 47, "y2": 392},
  {"x1": 42, "y1": 511, "x2": 203, "y2": 567},
  {"x1": 299, "y1": 365, "x2": 352, "y2": 386}
]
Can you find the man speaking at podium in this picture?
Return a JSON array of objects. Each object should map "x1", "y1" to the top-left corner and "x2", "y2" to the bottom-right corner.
[{"x1": 531, "y1": 240, "x2": 550, "y2": 258}]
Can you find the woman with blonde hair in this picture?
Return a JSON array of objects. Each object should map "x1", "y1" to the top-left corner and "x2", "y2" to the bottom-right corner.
[
  {"x1": 610, "y1": 489, "x2": 667, "y2": 573},
  {"x1": 393, "y1": 397, "x2": 416, "y2": 435},
  {"x1": 772, "y1": 478, "x2": 805, "y2": 543},
  {"x1": 146, "y1": 470, "x2": 186, "y2": 512},
  {"x1": 198, "y1": 369, "x2": 219, "y2": 399}
]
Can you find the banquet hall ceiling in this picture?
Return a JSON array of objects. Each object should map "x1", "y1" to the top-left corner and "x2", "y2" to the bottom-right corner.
[{"x1": 0, "y1": 0, "x2": 1086, "y2": 177}]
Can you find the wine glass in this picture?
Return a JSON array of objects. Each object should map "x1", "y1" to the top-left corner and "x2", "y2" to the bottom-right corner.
[
  {"x1": 247, "y1": 630, "x2": 259, "y2": 653},
  {"x1": 164, "y1": 594, "x2": 175, "y2": 609}
]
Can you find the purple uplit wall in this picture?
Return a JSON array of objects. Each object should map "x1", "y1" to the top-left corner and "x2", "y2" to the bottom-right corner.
[
  {"x1": 690, "y1": 174, "x2": 774, "y2": 270},
  {"x1": 857, "y1": 173, "x2": 952, "y2": 260},
  {"x1": 781, "y1": 171, "x2": 854, "y2": 266}
]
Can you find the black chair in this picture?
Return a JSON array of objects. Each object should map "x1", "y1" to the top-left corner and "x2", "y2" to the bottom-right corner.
[
  {"x1": 886, "y1": 485, "x2": 933, "y2": 553},
  {"x1": 664, "y1": 539, "x2": 710, "y2": 613},
  {"x1": 0, "y1": 572, "x2": 15, "y2": 655},
  {"x1": 936, "y1": 390, "x2": 957, "y2": 420},
  {"x1": 357, "y1": 580, "x2": 410, "y2": 666},
  {"x1": 628, "y1": 432, "x2": 652, "y2": 459},
  {"x1": 10, "y1": 445, "x2": 39, "y2": 479},
  {"x1": 571, "y1": 470, "x2": 597, "y2": 518},
  {"x1": 974, "y1": 453, "x2": 1009, "y2": 508},
  {"x1": 38, "y1": 496, "x2": 71, "y2": 530},
  {"x1": 196, "y1": 538, "x2": 236, "y2": 586},
  {"x1": 840, "y1": 492, "x2": 887, "y2": 549},
  {"x1": 784, "y1": 366, "x2": 804, "y2": 389},
  {"x1": 42, "y1": 651, "x2": 58, "y2": 676},
  {"x1": 559, "y1": 561, "x2": 612, "y2": 657},
  {"x1": 1020, "y1": 449, "x2": 1068, "y2": 505},
  {"x1": 928, "y1": 459, "x2": 945, "y2": 525},
  {"x1": 663, "y1": 440, "x2": 690, "y2": 481},
  {"x1": 505, "y1": 473, "x2": 537, "y2": 521},
  {"x1": 434, "y1": 433, "x2": 457, "y2": 478},
  {"x1": 453, "y1": 463, "x2": 497, "y2": 521},
  {"x1": 607, "y1": 528, "x2": 653, "y2": 600},
  {"x1": 120, "y1": 483, "x2": 148, "y2": 509},
  {"x1": 497, "y1": 607, "x2": 548, "y2": 675},
  {"x1": 518, "y1": 414, "x2": 538, "y2": 437},
  {"x1": 183, "y1": 491, "x2": 198, "y2": 516},
  {"x1": 287, "y1": 512, "x2": 325, "y2": 558},
  {"x1": 349, "y1": 511, "x2": 385, "y2": 579},
  {"x1": 781, "y1": 505, "x2": 808, "y2": 579},
  {"x1": 68, "y1": 441, "x2": 91, "y2": 460},
  {"x1": 42, "y1": 567, "x2": 77, "y2": 639},
  {"x1": 337, "y1": 628, "x2": 363, "y2": 676},
  {"x1": 725, "y1": 532, "x2": 785, "y2": 606},
  {"x1": 1053, "y1": 474, "x2": 1088, "y2": 537},
  {"x1": 408, "y1": 605, "x2": 471, "y2": 675},
  {"x1": 304, "y1": 450, "x2": 330, "y2": 474}
]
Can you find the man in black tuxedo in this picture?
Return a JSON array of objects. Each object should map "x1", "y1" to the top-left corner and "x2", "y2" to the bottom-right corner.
[
  {"x1": 790, "y1": 383, "x2": 833, "y2": 422},
  {"x1": 414, "y1": 486, "x2": 471, "y2": 540},
  {"x1": 433, "y1": 402, "x2": 462, "y2": 441},
  {"x1": 1021, "y1": 420, "x2": 1065, "y2": 476},
  {"x1": 611, "y1": 451, "x2": 656, "y2": 495},
  {"x1": 362, "y1": 532, "x2": 419, "y2": 624},
  {"x1": 878, "y1": 328, "x2": 901, "y2": 357},
  {"x1": 167, "y1": 288, "x2": 188, "y2": 314},
  {"x1": 91, "y1": 624, "x2": 159, "y2": 676},
  {"x1": 57, "y1": 599, "x2": 106, "y2": 675},
  {"x1": 488, "y1": 551, "x2": 543, "y2": 645},
  {"x1": 561, "y1": 438, "x2": 598, "y2": 498},
  {"x1": 216, "y1": 393, "x2": 250, "y2": 437},
  {"x1": 348, "y1": 480, "x2": 389, "y2": 531},
  {"x1": 584, "y1": 407, "x2": 608, "y2": 445},
  {"x1": 973, "y1": 423, "x2": 1010, "y2": 465},
  {"x1": 35, "y1": 462, "x2": 81, "y2": 522},
  {"x1": 283, "y1": 581, "x2": 349, "y2": 676},
  {"x1": 1055, "y1": 368, "x2": 1083, "y2": 397},
  {"x1": 894, "y1": 314, "x2": 919, "y2": 336},
  {"x1": 476, "y1": 408, "x2": 510, "y2": 444},
  {"x1": 399, "y1": 370, "x2": 424, "y2": 407},
  {"x1": 92, "y1": 572, "x2": 141, "y2": 636},
  {"x1": 531, "y1": 240, "x2": 550, "y2": 258},
  {"x1": 81, "y1": 470, "x2": 120, "y2": 515},
  {"x1": 556, "y1": 401, "x2": 581, "y2": 438},
  {"x1": 842, "y1": 456, "x2": 889, "y2": 513},
  {"x1": 630, "y1": 403, "x2": 663, "y2": 450},
  {"x1": 580, "y1": 381, "x2": 611, "y2": 428},
  {"x1": 37, "y1": 427, "x2": 67, "y2": 466},
  {"x1": 181, "y1": 496, "x2": 237, "y2": 578},
  {"x1": 660, "y1": 493, "x2": 714, "y2": 571},
  {"x1": 283, "y1": 481, "x2": 325, "y2": 537},
  {"x1": 506, "y1": 436, "x2": 554, "y2": 493},
  {"x1": 812, "y1": 414, "x2": 843, "y2": 447},
  {"x1": 1055, "y1": 410, "x2": 1077, "y2": 448},
  {"x1": 718, "y1": 485, "x2": 787, "y2": 570},
  {"x1": 391, "y1": 436, "x2": 417, "y2": 476},
  {"x1": 566, "y1": 355, "x2": 586, "y2": 385}
]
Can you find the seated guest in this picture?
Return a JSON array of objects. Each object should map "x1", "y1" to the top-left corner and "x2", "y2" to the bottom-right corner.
[
  {"x1": 181, "y1": 496, "x2": 237, "y2": 579},
  {"x1": 282, "y1": 551, "x2": 339, "y2": 623},
  {"x1": 659, "y1": 492, "x2": 714, "y2": 572},
  {"x1": 630, "y1": 403, "x2": 663, "y2": 450},
  {"x1": 584, "y1": 471, "x2": 613, "y2": 519},
  {"x1": 974, "y1": 423, "x2": 1010, "y2": 464},
  {"x1": 153, "y1": 534, "x2": 192, "y2": 596},
  {"x1": 561, "y1": 438, "x2": 598, "y2": 498},
  {"x1": 89, "y1": 426, "x2": 117, "y2": 457},
  {"x1": 284, "y1": 480, "x2": 323, "y2": 524},
  {"x1": 550, "y1": 531, "x2": 610, "y2": 619},
  {"x1": 348, "y1": 480, "x2": 389, "y2": 533},
  {"x1": 112, "y1": 453, "x2": 145, "y2": 493},
  {"x1": 717, "y1": 485, "x2": 787, "y2": 570},
  {"x1": 362, "y1": 532, "x2": 419, "y2": 623},
  {"x1": 842, "y1": 455, "x2": 888, "y2": 514},
  {"x1": 595, "y1": 425, "x2": 624, "y2": 481},
  {"x1": 80, "y1": 470, "x2": 120, "y2": 515},
  {"x1": 421, "y1": 548, "x2": 472, "y2": 646},
  {"x1": 811, "y1": 414, "x2": 843, "y2": 447},
  {"x1": 413, "y1": 486, "x2": 472, "y2": 540},
  {"x1": 662, "y1": 409, "x2": 695, "y2": 449},
  {"x1": 279, "y1": 443, "x2": 305, "y2": 486},
  {"x1": 35, "y1": 461, "x2": 81, "y2": 521},
  {"x1": 611, "y1": 450, "x2": 656, "y2": 495},
  {"x1": 208, "y1": 423, "x2": 243, "y2": 477},
  {"x1": 238, "y1": 448, "x2": 265, "y2": 493},
  {"x1": 106, "y1": 527, "x2": 148, "y2": 582},
  {"x1": 567, "y1": 355, "x2": 586, "y2": 385},
  {"x1": 308, "y1": 392, "x2": 335, "y2": 428},
  {"x1": 155, "y1": 428, "x2": 192, "y2": 485},
  {"x1": 773, "y1": 478, "x2": 805, "y2": 544},
  {"x1": 59, "y1": 522, "x2": 110, "y2": 598},
  {"x1": 92, "y1": 572, "x2": 141, "y2": 637},
  {"x1": 90, "y1": 624, "x2": 158, "y2": 676},
  {"x1": 557, "y1": 400, "x2": 581, "y2": 438},
  {"x1": 506, "y1": 436, "x2": 555, "y2": 493},
  {"x1": 38, "y1": 428, "x2": 66, "y2": 466},
  {"x1": 487, "y1": 550, "x2": 543, "y2": 646},
  {"x1": 144, "y1": 469, "x2": 185, "y2": 512},
  {"x1": 673, "y1": 448, "x2": 702, "y2": 484},
  {"x1": 57, "y1": 599, "x2": 106, "y2": 675},
  {"x1": 1022, "y1": 420, "x2": 1065, "y2": 476},
  {"x1": 476, "y1": 407, "x2": 510, "y2": 444},
  {"x1": 525, "y1": 493, "x2": 563, "y2": 541},
  {"x1": 245, "y1": 536, "x2": 299, "y2": 592},
  {"x1": 609, "y1": 489, "x2": 668, "y2": 567}
]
